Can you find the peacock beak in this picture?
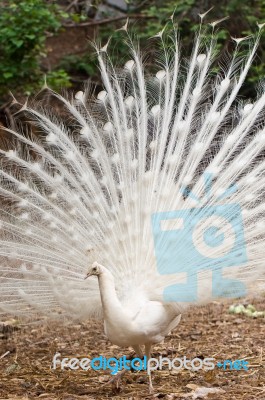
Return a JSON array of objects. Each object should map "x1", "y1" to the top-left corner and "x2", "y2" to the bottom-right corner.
[{"x1": 84, "y1": 272, "x2": 92, "y2": 280}]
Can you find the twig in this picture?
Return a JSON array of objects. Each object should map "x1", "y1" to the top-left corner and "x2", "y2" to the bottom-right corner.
[
  {"x1": 65, "y1": 0, "x2": 79, "y2": 12},
  {"x1": 0, "y1": 351, "x2": 10, "y2": 360},
  {"x1": 63, "y1": 14, "x2": 155, "y2": 28},
  {"x1": 131, "y1": 0, "x2": 151, "y2": 12}
]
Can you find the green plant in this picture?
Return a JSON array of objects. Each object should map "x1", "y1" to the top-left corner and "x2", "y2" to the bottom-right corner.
[
  {"x1": 59, "y1": 54, "x2": 98, "y2": 78},
  {"x1": 46, "y1": 69, "x2": 72, "y2": 92},
  {"x1": 0, "y1": 0, "x2": 64, "y2": 98}
]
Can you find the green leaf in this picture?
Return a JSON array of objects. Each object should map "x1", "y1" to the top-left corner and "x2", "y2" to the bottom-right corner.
[
  {"x1": 11, "y1": 39, "x2": 24, "y2": 47},
  {"x1": 25, "y1": 34, "x2": 36, "y2": 39},
  {"x1": 3, "y1": 72, "x2": 13, "y2": 79}
]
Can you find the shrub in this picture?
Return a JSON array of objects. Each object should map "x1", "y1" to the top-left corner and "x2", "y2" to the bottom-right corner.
[{"x1": 0, "y1": 0, "x2": 66, "y2": 97}]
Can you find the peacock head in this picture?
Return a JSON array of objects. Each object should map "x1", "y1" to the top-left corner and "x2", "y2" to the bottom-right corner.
[{"x1": 84, "y1": 262, "x2": 102, "y2": 279}]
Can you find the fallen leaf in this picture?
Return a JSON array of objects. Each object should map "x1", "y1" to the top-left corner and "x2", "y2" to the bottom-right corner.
[{"x1": 185, "y1": 386, "x2": 225, "y2": 399}]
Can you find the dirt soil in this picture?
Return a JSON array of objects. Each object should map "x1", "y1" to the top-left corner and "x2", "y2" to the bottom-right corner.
[
  {"x1": 43, "y1": 26, "x2": 93, "y2": 71},
  {"x1": 0, "y1": 298, "x2": 265, "y2": 400}
]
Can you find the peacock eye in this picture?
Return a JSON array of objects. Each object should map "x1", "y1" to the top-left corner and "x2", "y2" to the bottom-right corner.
[{"x1": 92, "y1": 267, "x2": 97, "y2": 272}]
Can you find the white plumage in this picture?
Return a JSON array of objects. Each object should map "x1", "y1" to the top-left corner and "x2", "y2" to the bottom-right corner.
[
  {"x1": 85, "y1": 263, "x2": 181, "y2": 348},
  {"x1": 0, "y1": 17, "x2": 265, "y2": 389}
]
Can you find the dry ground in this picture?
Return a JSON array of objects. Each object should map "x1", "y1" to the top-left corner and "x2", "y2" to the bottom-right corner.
[{"x1": 0, "y1": 298, "x2": 264, "y2": 400}]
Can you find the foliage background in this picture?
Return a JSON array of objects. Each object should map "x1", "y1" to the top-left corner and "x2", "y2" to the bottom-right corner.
[{"x1": 0, "y1": 0, "x2": 264, "y2": 115}]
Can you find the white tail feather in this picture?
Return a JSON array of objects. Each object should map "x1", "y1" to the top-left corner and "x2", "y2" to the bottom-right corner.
[{"x1": 0, "y1": 24, "x2": 265, "y2": 320}]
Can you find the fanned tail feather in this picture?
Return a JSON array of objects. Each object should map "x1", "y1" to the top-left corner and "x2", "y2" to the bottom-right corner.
[{"x1": 0, "y1": 21, "x2": 265, "y2": 320}]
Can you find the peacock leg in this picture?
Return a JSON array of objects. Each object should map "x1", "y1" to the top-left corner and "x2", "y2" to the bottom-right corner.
[{"x1": 145, "y1": 343, "x2": 154, "y2": 394}]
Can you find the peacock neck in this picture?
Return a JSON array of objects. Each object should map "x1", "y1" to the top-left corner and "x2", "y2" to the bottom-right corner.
[{"x1": 98, "y1": 271, "x2": 124, "y2": 322}]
